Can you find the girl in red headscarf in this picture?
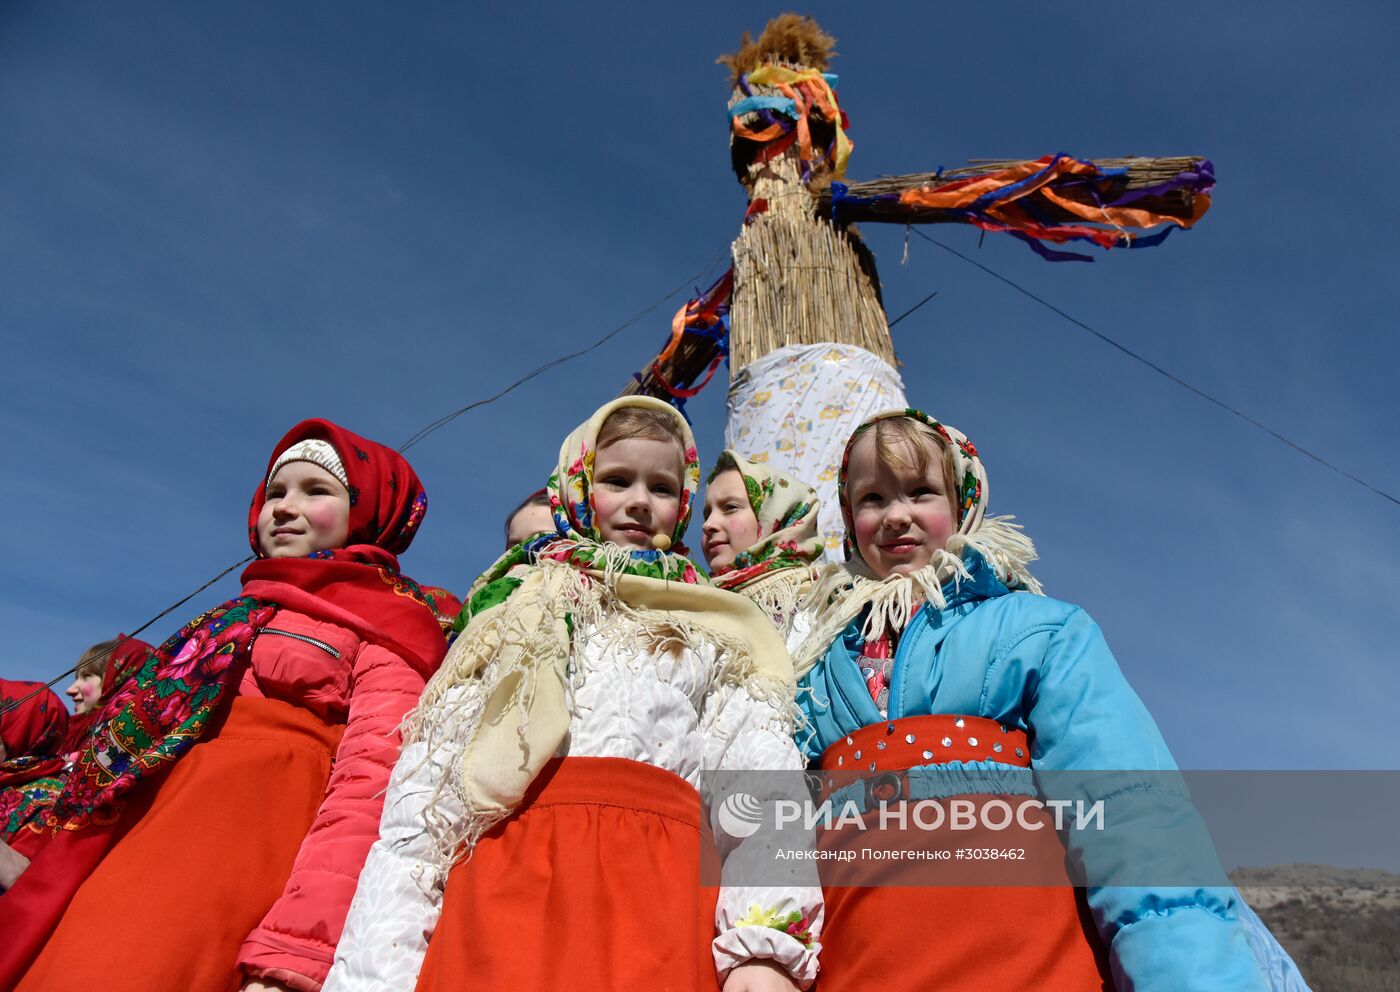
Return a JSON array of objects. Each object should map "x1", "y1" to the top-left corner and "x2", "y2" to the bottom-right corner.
[
  {"x1": 0, "y1": 419, "x2": 449, "y2": 992},
  {"x1": 0, "y1": 680, "x2": 68, "y2": 845},
  {"x1": 57, "y1": 636, "x2": 155, "y2": 759}
]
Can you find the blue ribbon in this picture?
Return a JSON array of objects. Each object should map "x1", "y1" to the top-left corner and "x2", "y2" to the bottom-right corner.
[{"x1": 728, "y1": 95, "x2": 796, "y2": 120}]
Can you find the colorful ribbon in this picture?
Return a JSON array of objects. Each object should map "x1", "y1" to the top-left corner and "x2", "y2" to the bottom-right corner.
[
  {"x1": 729, "y1": 65, "x2": 853, "y2": 179},
  {"x1": 892, "y1": 154, "x2": 1214, "y2": 260}
]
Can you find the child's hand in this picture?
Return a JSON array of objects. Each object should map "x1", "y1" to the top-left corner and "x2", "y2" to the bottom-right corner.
[
  {"x1": 239, "y1": 980, "x2": 294, "y2": 992},
  {"x1": 0, "y1": 840, "x2": 29, "y2": 890},
  {"x1": 723, "y1": 960, "x2": 800, "y2": 992}
]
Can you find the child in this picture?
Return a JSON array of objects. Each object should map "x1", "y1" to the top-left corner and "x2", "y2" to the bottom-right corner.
[
  {"x1": 63, "y1": 640, "x2": 119, "y2": 718},
  {"x1": 325, "y1": 396, "x2": 820, "y2": 992},
  {"x1": 0, "y1": 680, "x2": 68, "y2": 844},
  {"x1": 503, "y1": 487, "x2": 554, "y2": 548},
  {"x1": 0, "y1": 418, "x2": 449, "y2": 992},
  {"x1": 702, "y1": 450, "x2": 822, "y2": 648},
  {"x1": 793, "y1": 408, "x2": 1269, "y2": 991},
  {"x1": 59, "y1": 636, "x2": 154, "y2": 756}
]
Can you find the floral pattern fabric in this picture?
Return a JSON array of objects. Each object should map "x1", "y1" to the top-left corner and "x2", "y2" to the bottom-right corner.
[
  {"x1": 38, "y1": 598, "x2": 276, "y2": 834},
  {"x1": 0, "y1": 680, "x2": 67, "y2": 790},
  {"x1": 726, "y1": 342, "x2": 908, "y2": 560},
  {"x1": 0, "y1": 775, "x2": 64, "y2": 842},
  {"x1": 708, "y1": 450, "x2": 823, "y2": 592}
]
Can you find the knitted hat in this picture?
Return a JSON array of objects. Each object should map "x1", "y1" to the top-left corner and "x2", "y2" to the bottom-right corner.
[{"x1": 266, "y1": 438, "x2": 348, "y2": 488}]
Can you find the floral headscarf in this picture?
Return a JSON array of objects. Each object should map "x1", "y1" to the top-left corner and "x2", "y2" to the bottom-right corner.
[
  {"x1": 543, "y1": 396, "x2": 703, "y2": 575},
  {"x1": 795, "y1": 408, "x2": 1041, "y2": 675},
  {"x1": 59, "y1": 635, "x2": 154, "y2": 756},
  {"x1": 707, "y1": 450, "x2": 822, "y2": 591},
  {"x1": 460, "y1": 396, "x2": 705, "y2": 622},
  {"x1": 836, "y1": 408, "x2": 988, "y2": 567}
]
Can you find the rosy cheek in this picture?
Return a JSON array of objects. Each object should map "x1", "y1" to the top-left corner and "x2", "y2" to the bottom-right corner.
[
  {"x1": 591, "y1": 491, "x2": 619, "y2": 523},
  {"x1": 305, "y1": 500, "x2": 350, "y2": 546},
  {"x1": 852, "y1": 510, "x2": 882, "y2": 560},
  {"x1": 914, "y1": 503, "x2": 955, "y2": 548},
  {"x1": 655, "y1": 501, "x2": 680, "y2": 535}
]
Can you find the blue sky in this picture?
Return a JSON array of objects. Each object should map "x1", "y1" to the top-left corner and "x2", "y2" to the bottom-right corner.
[{"x1": 2, "y1": 1, "x2": 1396, "y2": 771}]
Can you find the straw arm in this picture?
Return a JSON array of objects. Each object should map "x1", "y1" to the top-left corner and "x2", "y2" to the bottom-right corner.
[
  {"x1": 814, "y1": 155, "x2": 1211, "y2": 226},
  {"x1": 621, "y1": 332, "x2": 724, "y2": 400}
]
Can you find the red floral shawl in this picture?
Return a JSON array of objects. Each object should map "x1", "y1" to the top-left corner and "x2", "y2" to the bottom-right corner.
[
  {"x1": 0, "y1": 681, "x2": 67, "y2": 789},
  {"x1": 0, "y1": 419, "x2": 445, "y2": 983}
]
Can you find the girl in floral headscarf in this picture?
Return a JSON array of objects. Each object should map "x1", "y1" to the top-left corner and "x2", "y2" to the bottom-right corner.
[
  {"x1": 1, "y1": 419, "x2": 448, "y2": 992},
  {"x1": 327, "y1": 396, "x2": 822, "y2": 992},
  {"x1": 702, "y1": 451, "x2": 822, "y2": 648},
  {"x1": 791, "y1": 408, "x2": 1277, "y2": 992}
]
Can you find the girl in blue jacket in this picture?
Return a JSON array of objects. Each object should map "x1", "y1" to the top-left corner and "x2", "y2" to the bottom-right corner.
[{"x1": 792, "y1": 408, "x2": 1274, "y2": 992}]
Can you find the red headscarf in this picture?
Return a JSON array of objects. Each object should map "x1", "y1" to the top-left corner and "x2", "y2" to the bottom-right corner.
[
  {"x1": 240, "y1": 418, "x2": 443, "y2": 671},
  {"x1": 0, "y1": 681, "x2": 68, "y2": 788},
  {"x1": 248, "y1": 417, "x2": 427, "y2": 557},
  {"x1": 59, "y1": 636, "x2": 155, "y2": 757}
]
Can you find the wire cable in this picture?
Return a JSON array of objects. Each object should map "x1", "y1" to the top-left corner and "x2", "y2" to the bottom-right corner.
[
  {"x1": 2, "y1": 251, "x2": 726, "y2": 715},
  {"x1": 887, "y1": 290, "x2": 939, "y2": 329},
  {"x1": 910, "y1": 228, "x2": 1400, "y2": 509},
  {"x1": 1, "y1": 555, "x2": 253, "y2": 715},
  {"x1": 398, "y1": 250, "x2": 728, "y2": 452}
]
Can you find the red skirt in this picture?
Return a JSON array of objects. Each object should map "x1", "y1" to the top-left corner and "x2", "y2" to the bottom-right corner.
[
  {"x1": 15, "y1": 696, "x2": 343, "y2": 992},
  {"x1": 815, "y1": 716, "x2": 1113, "y2": 992},
  {"x1": 415, "y1": 756, "x2": 721, "y2": 992}
]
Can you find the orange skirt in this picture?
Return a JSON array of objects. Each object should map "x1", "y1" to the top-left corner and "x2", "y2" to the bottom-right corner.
[
  {"x1": 415, "y1": 756, "x2": 721, "y2": 992},
  {"x1": 815, "y1": 716, "x2": 1113, "y2": 992},
  {"x1": 16, "y1": 696, "x2": 343, "y2": 992}
]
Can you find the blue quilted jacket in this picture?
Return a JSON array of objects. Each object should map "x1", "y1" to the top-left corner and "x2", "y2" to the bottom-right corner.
[{"x1": 798, "y1": 549, "x2": 1275, "y2": 991}]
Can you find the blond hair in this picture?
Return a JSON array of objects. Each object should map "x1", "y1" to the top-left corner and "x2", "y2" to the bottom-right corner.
[
  {"x1": 864, "y1": 417, "x2": 961, "y2": 524},
  {"x1": 596, "y1": 406, "x2": 686, "y2": 451},
  {"x1": 74, "y1": 638, "x2": 122, "y2": 681}
]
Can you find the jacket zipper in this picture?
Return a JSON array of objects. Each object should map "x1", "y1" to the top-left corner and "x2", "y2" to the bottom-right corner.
[
  {"x1": 888, "y1": 606, "x2": 926, "y2": 721},
  {"x1": 257, "y1": 627, "x2": 341, "y2": 659}
]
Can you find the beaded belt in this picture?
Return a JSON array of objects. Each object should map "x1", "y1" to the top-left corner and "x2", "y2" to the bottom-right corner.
[
  {"x1": 816, "y1": 715, "x2": 1034, "y2": 809},
  {"x1": 819, "y1": 714, "x2": 1031, "y2": 774}
]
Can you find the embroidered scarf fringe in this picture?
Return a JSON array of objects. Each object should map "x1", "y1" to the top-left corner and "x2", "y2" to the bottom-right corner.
[
  {"x1": 730, "y1": 565, "x2": 819, "y2": 641},
  {"x1": 793, "y1": 516, "x2": 1043, "y2": 676}
]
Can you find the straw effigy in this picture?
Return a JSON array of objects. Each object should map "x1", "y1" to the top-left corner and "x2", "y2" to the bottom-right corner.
[{"x1": 624, "y1": 14, "x2": 1214, "y2": 556}]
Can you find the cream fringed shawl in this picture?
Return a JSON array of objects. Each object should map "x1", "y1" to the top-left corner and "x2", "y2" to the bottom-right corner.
[
  {"x1": 791, "y1": 516, "x2": 1043, "y2": 676},
  {"x1": 404, "y1": 396, "x2": 798, "y2": 864},
  {"x1": 409, "y1": 559, "x2": 796, "y2": 862}
]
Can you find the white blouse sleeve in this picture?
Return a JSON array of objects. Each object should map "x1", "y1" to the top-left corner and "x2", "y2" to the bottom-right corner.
[
  {"x1": 322, "y1": 686, "x2": 478, "y2": 992},
  {"x1": 703, "y1": 679, "x2": 824, "y2": 989}
]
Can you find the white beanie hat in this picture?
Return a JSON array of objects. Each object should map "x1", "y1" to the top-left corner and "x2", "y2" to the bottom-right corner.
[{"x1": 267, "y1": 438, "x2": 348, "y2": 488}]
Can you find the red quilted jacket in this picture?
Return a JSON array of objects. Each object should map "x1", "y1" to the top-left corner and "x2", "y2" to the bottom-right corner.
[{"x1": 234, "y1": 606, "x2": 436, "y2": 992}]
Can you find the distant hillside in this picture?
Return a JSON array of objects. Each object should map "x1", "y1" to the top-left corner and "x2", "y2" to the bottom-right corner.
[{"x1": 1231, "y1": 864, "x2": 1400, "y2": 991}]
